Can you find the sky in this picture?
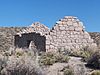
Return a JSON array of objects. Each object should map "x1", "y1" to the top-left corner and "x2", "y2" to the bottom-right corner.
[{"x1": 0, "y1": 0, "x2": 100, "y2": 32}]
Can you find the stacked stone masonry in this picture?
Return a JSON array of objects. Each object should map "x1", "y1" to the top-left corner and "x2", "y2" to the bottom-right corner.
[
  {"x1": 17, "y1": 22, "x2": 50, "y2": 36},
  {"x1": 16, "y1": 16, "x2": 97, "y2": 52},
  {"x1": 45, "y1": 16, "x2": 96, "y2": 52}
]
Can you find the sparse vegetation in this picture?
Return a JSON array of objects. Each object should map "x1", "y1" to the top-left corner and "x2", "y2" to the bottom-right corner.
[
  {"x1": 39, "y1": 52, "x2": 56, "y2": 65},
  {"x1": 68, "y1": 46, "x2": 97, "y2": 62},
  {"x1": 87, "y1": 50, "x2": 100, "y2": 69},
  {"x1": 39, "y1": 52, "x2": 70, "y2": 65},
  {"x1": 0, "y1": 48, "x2": 45, "y2": 75},
  {"x1": 63, "y1": 68, "x2": 74, "y2": 75},
  {"x1": 0, "y1": 46, "x2": 99, "y2": 75},
  {"x1": 90, "y1": 70, "x2": 100, "y2": 75}
]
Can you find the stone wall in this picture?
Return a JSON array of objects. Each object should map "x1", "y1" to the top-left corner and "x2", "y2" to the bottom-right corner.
[
  {"x1": 45, "y1": 16, "x2": 97, "y2": 51},
  {"x1": 0, "y1": 16, "x2": 98, "y2": 52},
  {"x1": 16, "y1": 22, "x2": 50, "y2": 36},
  {"x1": 14, "y1": 22, "x2": 49, "y2": 51}
]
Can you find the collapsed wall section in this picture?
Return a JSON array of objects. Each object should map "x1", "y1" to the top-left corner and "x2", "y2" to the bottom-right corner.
[
  {"x1": 46, "y1": 16, "x2": 97, "y2": 52},
  {"x1": 15, "y1": 22, "x2": 49, "y2": 51},
  {"x1": 17, "y1": 22, "x2": 50, "y2": 36}
]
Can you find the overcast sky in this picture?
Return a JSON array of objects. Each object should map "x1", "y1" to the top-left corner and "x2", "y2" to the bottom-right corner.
[{"x1": 0, "y1": 0, "x2": 100, "y2": 32}]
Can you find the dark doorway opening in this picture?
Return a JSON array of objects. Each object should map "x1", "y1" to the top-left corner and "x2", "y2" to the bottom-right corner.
[
  {"x1": 27, "y1": 40, "x2": 31, "y2": 48},
  {"x1": 14, "y1": 33, "x2": 46, "y2": 51}
]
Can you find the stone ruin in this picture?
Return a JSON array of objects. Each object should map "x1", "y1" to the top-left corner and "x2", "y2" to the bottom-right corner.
[
  {"x1": 15, "y1": 16, "x2": 97, "y2": 52},
  {"x1": 14, "y1": 22, "x2": 49, "y2": 51}
]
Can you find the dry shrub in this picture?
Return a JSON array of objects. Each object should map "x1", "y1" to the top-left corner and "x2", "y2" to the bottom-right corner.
[
  {"x1": 1, "y1": 56, "x2": 43, "y2": 75},
  {"x1": 69, "y1": 46, "x2": 98, "y2": 62},
  {"x1": 87, "y1": 50, "x2": 100, "y2": 69},
  {"x1": 0, "y1": 48, "x2": 45, "y2": 75},
  {"x1": 63, "y1": 68, "x2": 74, "y2": 75},
  {"x1": 0, "y1": 54, "x2": 8, "y2": 74},
  {"x1": 54, "y1": 53, "x2": 70, "y2": 63},
  {"x1": 62, "y1": 66, "x2": 74, "y2": 75},
  {"x1": 39, "y1": 52, "x2": 70, "y2": 65},
  {"x1": 80, "y1": 46, "x2": 98, "y2": 62},
  {"x1": 39, "y1": 52, "x2": 56, "y2": 65},
  {"x1": 90, "y1": 70, "x2": 100, "y2": 75}
]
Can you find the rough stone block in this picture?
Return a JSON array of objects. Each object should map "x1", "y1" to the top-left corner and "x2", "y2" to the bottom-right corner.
[
  {"x1": 67, "y1": 21, "x2": 73, "y2": 25},
  {"x1": 83, "y1": 34, "x2": 90, "y2": 39},
  {"x1": 67, "y1": 18, "x2": 72, "y2": 21},
  {"x1": 52, "y1": 36, "x2": 57, "y2": 39},
  {"x1": 74, "y1": 35, "x2": 78, "y2": 38},
  {"x1": 61, "y1": 31, "x2": 66, "y2": 34},
  {"x1": 71, "y1": 39, "x2": 75, "y2": 42},
  {"x1": 87, "y1": 39, "x2": 93, "y2": 43},
  {"x1": 73, "y1": 22, "x2": 78, "y2": 27},
  {"x1": 50, "y1": 32, "x2": 55, "y2": 36},
  {"x1": 57, "y1": 39, "x2": 62, "y2": 42},
  {"x1": 75, "y1": 27, "x2": 82, "y2": 31},
  {"x1": 46, "y1": 45, "x2": 50, "y2": 49},
  {"x1": 69, "y1": 26, "x2": 75, "y2": 31},
  {"x1": 82, "y1": 39, "x2": 87, "y2": 43},
  {"x1": 59, "y1": 26, "x2": 65, "y2": 30},
  {"x1": 67, "y1": 39, "x2": 71, "y2": 43},
  {"x1": 75, "y1": 39, "x2": 79, "y2": 43},
  {"x1": 62, "y1": 39, "x2": 66, "y2": 43},
  {"x1": 67, "y1": 35, "x2": 71, "y2": 38},
  {"x1": 65, "y1": 46, "x2": 70, "y2": 50},
  {"x1": 46, "y1": 40, "x2": 51, "y2": 44},
  {"x1": 75, "y1": 45, "x2": 80, "y2": 49},
  {"x1": 78, "y1": 35, "x2": 83, "y2": 38},
  {"x1": 53, "y1": 26, "x2": 59, "y2": 30},
  {"x1": 62, "y1": 22, "x2": 67, "y2": 25},
  {"x1": 46, "y1": 35, "x2": 52, "y2": 40},
  {"x1": 91, "y1": 43, "x2": 97, "y2": 47},
  {"x1": 50, "y1": 45, "x2": 54, "y2": 49},
  {"x1": 65, "y1": 27, "x2": 69, "y2": 30}
]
